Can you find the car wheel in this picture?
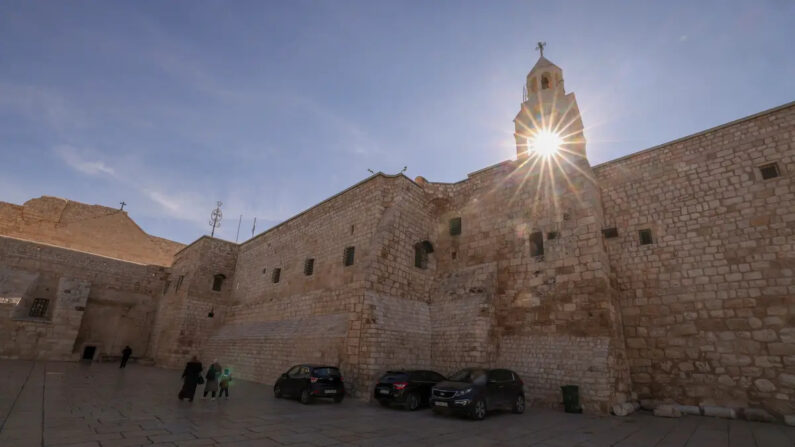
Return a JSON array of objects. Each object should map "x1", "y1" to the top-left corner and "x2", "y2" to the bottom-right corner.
[
  {"x1": 471, "y1": 399, "x2": 487, "y2": 421},
  {"x1": 406, "y1": 392, "x2": 420, "y2": 411},
  {"x1": 274, "y1": 385, "x2": 282, "y2": 399},
  {"x1": 334, "y1": 395, "x2": 344, "y2": 403},
  {"x1": 512, "y1": 394, "x2": 525, "y2": 414},
  {"x1": 299, "y1": 388, "x2": 311, "y2": 405}
]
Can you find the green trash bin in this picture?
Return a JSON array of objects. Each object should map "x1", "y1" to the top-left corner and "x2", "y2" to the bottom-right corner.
[{"x1": 561, "y1": 385, "x2": 582, "y2": 413}]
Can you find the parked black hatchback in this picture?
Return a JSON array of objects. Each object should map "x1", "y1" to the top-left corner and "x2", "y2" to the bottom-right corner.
[
  {"x1": 374, "y1": 370, "x2": 446, "y2": 410},
  {"x1": 274, "y1": 365, "x2": 345, "y2": 404},
  {"x1": 430, "y1": 368, "x2": 525, "y2": 420}
]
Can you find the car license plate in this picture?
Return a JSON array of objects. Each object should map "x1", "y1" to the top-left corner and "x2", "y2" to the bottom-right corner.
[
  {"x1": 434, "y1": 401, "x2": 448, "y2": 407},
  {"x1": 379, "y1": 389, "x2": 389, "y2": 394},
  {"x1": 324, "y1": 389, "x2": 336, "y2": 394}
]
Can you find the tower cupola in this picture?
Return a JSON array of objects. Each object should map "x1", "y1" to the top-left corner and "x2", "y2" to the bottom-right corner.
[{"x1": 514, "y1": 43, "x2": 585, "y2": 160}]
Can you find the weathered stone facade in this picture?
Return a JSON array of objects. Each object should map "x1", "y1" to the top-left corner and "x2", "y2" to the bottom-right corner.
[{"x1": 2, "y1": 56, "x2": 793, "y2": 420}]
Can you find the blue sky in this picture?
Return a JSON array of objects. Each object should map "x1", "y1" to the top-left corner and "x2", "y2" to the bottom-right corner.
[{"x1": 1, "y1": 1, "x2": 793, "y2": 244}]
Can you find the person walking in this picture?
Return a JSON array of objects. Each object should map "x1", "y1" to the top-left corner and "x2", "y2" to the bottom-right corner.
[
  {"x1": 179, "y1": 356, "x2": 203, "y2": 402},
  {"x1": 120, "y1": 346, "x2": 132, "y2": 368},
  {"x1": 202, "y1": 359, "x2": 222, "y2": 400},
  {"x1": 218, "y1": 368, "x2": 232, "y2": 399}
]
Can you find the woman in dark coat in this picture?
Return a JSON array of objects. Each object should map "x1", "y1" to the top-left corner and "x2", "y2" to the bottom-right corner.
[{"x1": 179, "y1": 356, "x2": 203, "y2": 402}]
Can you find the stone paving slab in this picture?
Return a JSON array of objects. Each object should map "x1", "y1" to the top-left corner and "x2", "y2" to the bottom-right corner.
[{"x1": 1, "y1": 360, "x2": 794, "y2": 447}]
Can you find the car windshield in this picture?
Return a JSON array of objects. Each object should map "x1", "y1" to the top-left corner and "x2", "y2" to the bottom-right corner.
[
  {"x1": 448, "y1": 369, "x2": 487, "y2": 383},
  {"x1": 312, "y1": 367, "x2": 340, "y2": 378}
]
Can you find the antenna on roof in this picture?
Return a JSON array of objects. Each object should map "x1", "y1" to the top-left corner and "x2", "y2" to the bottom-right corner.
[
  {"x1": 399, "y1": 166, "x2": 407, "y2": 174},
  {"x1": 367, "y1": 168, "x2": 375, "y2": 174},
  {"x1": 235, "y1": 214, "x2": 242, "y2": 243},
  {"x1": 251, "y1": 217, "x2": 257, "y2": 237},
  {"x1": 209, "y1": 201, "x2": 223, "y2": 237}
]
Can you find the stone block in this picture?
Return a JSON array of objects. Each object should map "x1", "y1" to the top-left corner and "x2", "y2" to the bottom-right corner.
[
  {"x1": 612, "y1": 402, "x2": 637, "y2": 417},
  {"x1": 653, "y1": 405, "x2": 682, "y2": 418},
  {"x1": 675, "y1": 405, "x2": 701, "y2": 416},
  {"x1": 701, "y1": 406, "x2": 736, "y2": 419}
]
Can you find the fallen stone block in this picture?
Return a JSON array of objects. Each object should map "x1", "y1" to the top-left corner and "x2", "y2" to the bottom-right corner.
[
  {"x1": 743, "y1": 408, "x2": 775, "y2": 422},
  {"x1": 653, "y1": 405, "x2": 682, "y2": 418},
  {"x1": 701, "y1": 406, "x2": 736, "y2": 419},
  {"x1": 675, "y1": 405, "x2": 701, "y2": 416},
  {"x1": 612, "y1": 402, "x2": 637, "y2": 417}
]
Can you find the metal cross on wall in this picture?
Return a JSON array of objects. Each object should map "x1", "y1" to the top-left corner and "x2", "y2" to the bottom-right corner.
[
  {"x1": 119, "y1": 201, "x2": 126, "y2": 211},
  {"x1": 536, "y1": 41, "x2": 547, "y2": 57}
]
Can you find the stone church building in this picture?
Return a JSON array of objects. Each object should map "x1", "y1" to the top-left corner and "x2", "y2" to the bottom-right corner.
[{"x1": 1, "y1": 55, "x2": 793, "y2": 420}]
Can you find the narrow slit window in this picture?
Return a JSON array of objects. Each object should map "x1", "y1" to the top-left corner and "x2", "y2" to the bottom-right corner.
[
  {"x1": 212, "y1": 274, "x2": 226, "y2": 291},
  {"x1": 175, "y1": 275, "x2": 184, "y2": 292},
  {"x1": 304, "y1": 258, "x2": 315, "y2": 276},
  {"x1": 530, "y1": 231, "x2": 544, "y2": 257},
  {"x1": 29, "y1": 298, "x2": 49, "y2": 318},
  {"x1": 272, "y1": 268, "x2": 281, "y2": 283},
  {"x1": 343, "y1": 246, "x2": 355, "y2": 266},
  {"x1": 759, "y1": 163, "x2": 780, "y2": 180},
  {"x1": 547, "y1": 231, "x2": 558, "y2": 240},
  {"x1": 414, "y1": 242, "x2": 429, "y2": 269},
  {"x1": 639, "y1": 229, "x2": 653, "y2": 245},
  {"x1": 602, "y1": 228, "x2": 619, "y2": 239},
  {"x1": 162, "y1": 280, "x2": 171, "y2": 295},
  {"x1": 449, "y1": 217, "x2": 462, "y2": 236}
]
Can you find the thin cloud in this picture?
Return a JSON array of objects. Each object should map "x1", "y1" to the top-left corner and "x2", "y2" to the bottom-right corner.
[{"x1": 55, "y1": 145, "x2": 116, "y2": 177}]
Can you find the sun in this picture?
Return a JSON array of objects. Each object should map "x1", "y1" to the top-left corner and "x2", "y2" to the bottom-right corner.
[{"x1": 529, "y1": 130, "x2": 563, "y2": 157}]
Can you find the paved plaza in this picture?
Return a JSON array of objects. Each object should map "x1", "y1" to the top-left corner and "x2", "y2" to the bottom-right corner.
[{"x1": 1, "y1": 360, "x2": 793, "y2": 447}]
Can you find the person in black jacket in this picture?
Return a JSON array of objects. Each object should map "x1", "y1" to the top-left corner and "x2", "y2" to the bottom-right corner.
[
  {"x1": 179, "y1": 356, "x2": 203, "y2": 402},
  {"x1": 120, "y1": 346, "x2": 132, "y2": 368}
]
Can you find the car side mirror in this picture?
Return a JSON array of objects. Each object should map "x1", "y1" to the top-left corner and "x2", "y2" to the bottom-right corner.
[{"x1": 281, "y1": 373, "x2": 288, "y2": 379}]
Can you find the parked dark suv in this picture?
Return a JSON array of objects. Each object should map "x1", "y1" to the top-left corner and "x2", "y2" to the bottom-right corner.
[
  {"x1": 273, "y1": 364, "x2": 345, "y2": 404},
  {"x1": 430, "y1": 368, "x2": 525, "y2": 420},
  {"x1": 374, "y1": 370, "x2": 446, "y2": 410}
]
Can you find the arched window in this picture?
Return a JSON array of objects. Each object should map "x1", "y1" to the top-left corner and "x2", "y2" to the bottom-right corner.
[
  {"x1": 212, "y1": 274, "x2": 226, "y2": 291},
  {"x1": 541, "y1": 74, "x2": 550, "y2": 90}
]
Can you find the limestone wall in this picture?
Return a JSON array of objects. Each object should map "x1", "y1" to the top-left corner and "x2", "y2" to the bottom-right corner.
[
  {"x1": 0, "y1": 196, "x2": 183, "y2": 266},
  {"x1": 595, "y1": 103, "x2": 795, "y2": 417},
  {"x1": 419, "y1": 150, "x2": 631, "y2": 412},
  {"x1": 149, "y1": 237, "x2": 238, "y2": 368},
  {"x1": 0, "y1": 236, "x2": 166, "y2": 361}
]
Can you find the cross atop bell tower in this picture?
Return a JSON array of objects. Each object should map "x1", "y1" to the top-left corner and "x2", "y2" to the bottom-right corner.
[
  {"x1": 514, "y1": 44, "x2": 586, "y2": 160},
  {"x1": 535, "y1": 41, "x2": 546, "y2": 57}
]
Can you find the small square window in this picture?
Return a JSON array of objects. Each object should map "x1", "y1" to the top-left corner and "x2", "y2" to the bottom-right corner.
[
  {"x1": 343, "y1": 246, "x2": 355, "y2": 266},
  {"x1": 304, "y1": 258, "x2": 315, "y2": 276},
  {"x1": 530, "y1": 231, "x2": 544, "y2": 257},
  {"x1": 602, "y1": 228, "x2": 619, "y2": 239},
  {"x1": 639, "y1": 229, "x2": 653, "y2": 245},
  {"x1": 547, "y1": 231, "x2": 558, "y2": 240},
  {"x1": 759, "y1": 163, "x2": 780, "y2": 180},
  {"x1": 272, "y1": 268, "x2": 281, "y2": 283},
  {"x1": 449, "y1": 217, "x2": 462, "y2": 236},
  {"x1": 29, "y1": 298, "x2": 49, "y2": 318}
]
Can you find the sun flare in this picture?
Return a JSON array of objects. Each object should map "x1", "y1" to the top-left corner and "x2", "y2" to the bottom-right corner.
[{"x1": 529, "y1": 130, "x2": 563, "y2": 157}]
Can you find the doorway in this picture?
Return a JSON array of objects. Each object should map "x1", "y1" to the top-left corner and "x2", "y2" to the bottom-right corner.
[{"x1": 82, "y1": 345, "x2": 96, "y2": 361}]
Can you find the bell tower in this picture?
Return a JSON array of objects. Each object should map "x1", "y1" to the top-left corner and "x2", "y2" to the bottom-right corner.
[{"x1": 514, "y1": 43, "x2": 586, "y2": 160}]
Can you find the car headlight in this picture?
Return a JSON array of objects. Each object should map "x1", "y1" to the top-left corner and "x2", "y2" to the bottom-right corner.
[{"x1": 454, "y1": 388, "x2": 472, "y2": 397}]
